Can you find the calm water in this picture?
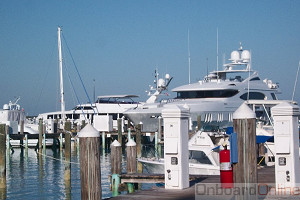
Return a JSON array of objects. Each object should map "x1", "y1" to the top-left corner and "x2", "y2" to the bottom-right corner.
[
  {"x1": 4, "y1": 146, "x2": 118, "y2": 199},
  {"x1": 3, "y1": 144, "x2": 157, "y2": 200}
]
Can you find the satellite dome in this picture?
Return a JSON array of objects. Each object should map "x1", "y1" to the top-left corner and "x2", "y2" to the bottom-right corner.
[
  {"x1": 165, "y1": 74, "x2": 170, "y2": 79},
  {"x1": 158, "y1": 78, "x2": 165, "y2": 87},
  {"x1": 230, "y1": 51, "x2": 240, "y2": 61},
  {"x1": 3, "y1": 104, "x2": 9, "y2": 110},
  {"x1": 241, "y1": 50, "x2": 250, "y2": 61}
]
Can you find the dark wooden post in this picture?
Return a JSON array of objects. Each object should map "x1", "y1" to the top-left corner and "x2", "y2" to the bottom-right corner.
[
  {"x1": 158, "y1": 117, "x2": 162, "y2": 158},
  {"x1": 117, "y1": 118, "x2": 123, "y2": 152},
  {"x1": 197, "y1": 115, "x2": 201, "y2": 131},
  {"x1": 126, "y1": 139, "x2": 136, "y2": 193},
  {"x1": 136, "y1": 123, "x2": 143, "y2": 190},
  {"x1": 136, "y1": 123, "x2": 142, "y2": 158},
  {"x1": 111, "y1": 140, "x2": 122, "y2": 196},
  {"x1": 78, "y1": 124, "x2": 101, "y2": 199},
  {"x1": 38, "y1": 119, "x2": 43, "y2": 151},
  {"x1": 20, "y1": 120, "x2": 24, "y2": 148},
  {"x1": 0, "y1": 124, "x2": 6, "y2": 197},
  {"x1": 233, "y1": 103, "x2": 257, "y2": 200}
]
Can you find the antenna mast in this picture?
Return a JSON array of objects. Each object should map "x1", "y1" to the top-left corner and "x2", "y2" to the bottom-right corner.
[
  {"x1": 188, "y1": 29, "x2": 191, "y2": 84},
  {"x1": 292, "y1": 61, "x2": 300, "y2": 101},
  {"x1": 58, "y1": 26, "x2": 65, "y2": 121},
  {"x1": 216, "y1": 28, "x2": 219, "y2": 82}
]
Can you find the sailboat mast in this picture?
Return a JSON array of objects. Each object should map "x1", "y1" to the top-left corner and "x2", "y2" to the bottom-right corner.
[
  {"x1": 58, "y1": 26, "x2": 65, "y2": 120},
  {"x1": 188, "y1": 29, "x2": 191, "y2": 84}
]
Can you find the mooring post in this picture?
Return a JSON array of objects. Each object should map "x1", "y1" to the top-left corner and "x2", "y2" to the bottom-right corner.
[
  {"x1": 59, "y1": 133, "x2": 63, "y2": 151},
  {"x1": 197, "y1": 115, "x2": 201, "y2": 131},
  {"x1": 158, "y1": 116, "x2": 162, "y2": 158},
  {"x1": 0, "y1": 124, "x2": 7, "y2": 198},
  {"x1": 135, "y1": 123, "x2": 143, "y2": 189},
  {"x1": 117, "y1": 118, "x2": 123, "y2": 152},
  {"x1": 5, "y1": 126, "x2": 10, "y2": 152},
  {"x1": 64, "y1": 131, "x2": 71, "y2": 180},
  {"x1": 102, "y1": 132, "x2": 106, "y2": 151},
  {"x1": 233, "y1": 103, "x2": 257, "y2": 200},
  {"x1": 38, "y1": 119, "x2": 43, "y2": 151},
  {"x1": 20, "y1": 120, "x2": 24, "y2": 148},
  {"x1": 43, "y1": 124, "x2": 46, "y2": 152},
  {"x1": 78, "y1": 124, "x2": 101, "y2": 199},
  {"x1": 155, "y1": 131, "x2": 158, "y2": 158},
  {"x1": 126, "y1": 138, "x2": 136, "y2": 193},
  {"x1": 25, "y1": 134, "x2": 28, "y2": 149},
  {"x1": 111, "y1": 140, "x2": 122, "y2": 197}
]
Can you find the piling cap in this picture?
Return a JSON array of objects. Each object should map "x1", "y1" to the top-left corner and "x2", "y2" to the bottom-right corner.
[
  {"x1": 111, "y1": 139, "x2": 121, "y2": 147},
  {"x1": 271, "y1": 101, "x2": 300, "y2": 116},
  {"x1": 162, "y1": 105, "x2": 190, "y2": 118},
  {"x1": 126, "y1": 138, "x2": 136, "y2": 146},
  {"x1": 233, "y1": 103, "x2": 256, "y2": 119},
  {"x1": 78, "y1": 123, "x2": 100, "y2": 138}
]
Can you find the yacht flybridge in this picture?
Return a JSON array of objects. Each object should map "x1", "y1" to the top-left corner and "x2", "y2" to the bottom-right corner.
[{"x1": 124, "y1": 44, "x2": 281, "y2": 132}]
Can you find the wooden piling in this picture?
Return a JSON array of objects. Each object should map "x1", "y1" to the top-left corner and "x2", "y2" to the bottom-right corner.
[
  {"x1": 64, "y1": 132, "x2": 71, "y2": 181},
  {"x1": 38, "y1": 119, "x2": 43, "y2": 151},
  {"x1": 5, "y1": 126, "x2": 10, "y2": 152},
  {"x1": 136, "y1": 123, "x2": 143, "y2": 179},
  {"x1": 111, "y1": 140, "x2": 122, "y2": 197},
  {"x1": 117, "y1": 118, "x2": 123, "y2": 148},
  {"x1": 102, "y1": 132, "x2": 106, "y2": 150},
  {"x1": 136, "y1": 123, "x2": 142, "y2": 158},
  {"x1": 233, "y1": 103, "x2": 257, "y2": 200},
  {"x1": 20, "y1": 120, "x2": 24, "y2": 148},
  {"x1": 60, "y1": 133, "x2": 63, "y2": 151},
  {"x1": 0, "y1": 124, "x2": 6, "y2": 190},
  {"x1": 197, "y1": 115, "x2": 201, "y2": 131},
  {"x1": 158, "y1": 117, "x2": 162, "y2": 158},
  {"x1": 64, "y1": 121, "x2": 71, "y2": 132},
  {"x1": 25, "y1": 134, "x2": 28, "y2": 149},
  {"x1": 78, "y1": 124, "x2": 101, "y2": 199},
  {"x1": 126, "y1": 139, "x2": 136, "y2": 193}
]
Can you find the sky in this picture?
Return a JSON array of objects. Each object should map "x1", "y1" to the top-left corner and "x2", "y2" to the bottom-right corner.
[{"x1": 1, "y1": 0, "x2": 300, "y2": 116}]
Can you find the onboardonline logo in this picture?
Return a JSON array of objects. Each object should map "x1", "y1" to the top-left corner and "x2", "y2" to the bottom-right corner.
[{"x1": 195, "y1": 183, "x2": 300, "y2": 198}]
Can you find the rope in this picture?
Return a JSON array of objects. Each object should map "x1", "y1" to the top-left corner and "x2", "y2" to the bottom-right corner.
[
  {"x1": 61, "y1": 33, "x2": 97, "y2": 115},
  {"x1": 257, "y1": 155, "x2": 265, "y2": 166},
  {"x1": 19, "y1": 143, "x2": 80, "y2": 165},
  {"x1": 63, "y1": 58, "x2": 87, "y2": 121}
]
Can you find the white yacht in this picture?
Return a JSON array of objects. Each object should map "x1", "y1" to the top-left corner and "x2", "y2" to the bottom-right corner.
[
  {"x1": 37, "y1": 94, "x2": 140, "y2": 130},
  {"x1": 124, "y1": 44, "x2": 281, "y2": 132},
  {"x1": 37, "y1": 69, "x2": 172, "y2": 131}
]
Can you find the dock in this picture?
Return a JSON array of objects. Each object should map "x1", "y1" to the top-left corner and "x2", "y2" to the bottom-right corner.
[{"x1": 108, "y1": 166, "x2": 275, "y2": 199}]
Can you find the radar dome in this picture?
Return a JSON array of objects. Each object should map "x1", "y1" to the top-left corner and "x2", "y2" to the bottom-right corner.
[
  {"x1": 165, "y1": 74, "x2": 170, "y2": 79},
  {"x1": 158, "y1": 78, "x2": 165, "y2": 87},
  {"x1": 230, "y1": 51, "x2": 240, "y2": 62},
  {"x1": 3, "y1": 104, "x2": 9, "y2": 110},
  {"x1": 241, "y1": 50, "x2": 250, "y2": 61}
]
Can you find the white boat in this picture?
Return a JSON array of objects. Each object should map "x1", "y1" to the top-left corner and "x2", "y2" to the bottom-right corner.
[
  {"x1": 139, "y1": 127, "x2": 225, "y2": 175},
  {"x1": 124, "y1": 44, "x2": 281, "y2": 132},
  {"x1": 0, "y1": 98, "x2": 53, "y2": 147},
  {"x1": 37, "y1": 52, "x2": 172, "y2": 131}
]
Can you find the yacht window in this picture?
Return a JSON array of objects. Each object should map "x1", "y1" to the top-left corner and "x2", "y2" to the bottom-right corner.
[
  {"x1": 176, "y1": 89, "x2": 239, "y2": 99},
  {"x1": 73, "y1": 114, "x2": 80, "y2": 119},
  {"x1": 189, "y1": 150, "x2": 212, "y2": 165},
  {"x1": 66, "y1": 114, "x2": 72, "y2": 119},
  {"x1": 271, "y1": 93, "x2": 277, "y2": 100},
  {"x1": 250, "y1": 77, "x2": 260, "y2": 81},
  {"x1": 240, "y1": 92, "x2": 265, "y2": 100}
]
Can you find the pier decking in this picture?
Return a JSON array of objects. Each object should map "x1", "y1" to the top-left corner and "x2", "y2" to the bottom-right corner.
[{"x1": 108, "y1": 166, "x2": 275, "y2": 199}]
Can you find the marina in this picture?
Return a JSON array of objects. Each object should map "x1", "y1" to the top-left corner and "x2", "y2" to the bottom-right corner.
[{"x1": 1, "y1": 1, "x2": 300, "y2": 199}]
